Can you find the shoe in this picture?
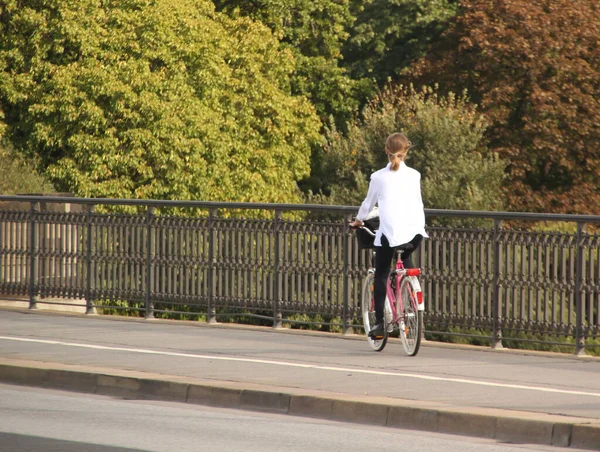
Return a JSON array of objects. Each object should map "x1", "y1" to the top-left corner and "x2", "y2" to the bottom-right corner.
[{"x1": 368, "y1": 322, "x2": 385, "y2": 339}]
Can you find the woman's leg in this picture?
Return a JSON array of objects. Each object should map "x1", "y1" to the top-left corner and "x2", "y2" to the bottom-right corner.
[
  {"x1": 373, "y1": 235, "x2": 395, "y2": 327},
  {"x1": 400, "y1": 234, "x2": 423, "y2": 269}
]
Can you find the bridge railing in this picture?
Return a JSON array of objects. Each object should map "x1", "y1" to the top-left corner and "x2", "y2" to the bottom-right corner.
[{"x1": 0, "y1": 195, "x2": 599, "y2": 354}]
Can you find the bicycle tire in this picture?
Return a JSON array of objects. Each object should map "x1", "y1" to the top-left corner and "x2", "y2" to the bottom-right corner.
[
  {"x1": 398, "y1": 278, "x2": 422, "y2": 356},
  {"x1": 361, "y1": 273, "x2": 388, "y2": 351}
]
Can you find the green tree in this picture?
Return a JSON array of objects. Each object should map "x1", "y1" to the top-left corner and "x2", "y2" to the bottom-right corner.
[
  {"x1": 342, "y1": 0, "x2": 457, "y2": 84},
  {"x1": 0, "y1": 113, "x2": 53, "y2": 195},
  {"x1": 0, "y1": 0, "x2": 321, "y2": 203},
  {"x1": 312, "y1": 85, "x2": 506, "y2": 213},
  {"x1": 406, "y1": 0, "x2": 600, "y2": 214},
  {"x1": 0, "y1": 142, "x2": 54, "y2": 195},
  {"x1": 213, "y1": 0, "x2": 367, "y2": 126}
]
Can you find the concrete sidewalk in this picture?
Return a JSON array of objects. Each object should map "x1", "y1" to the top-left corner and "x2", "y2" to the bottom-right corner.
[{"x1": 1, "y1": 308, "x2": 599, "y2": 450}]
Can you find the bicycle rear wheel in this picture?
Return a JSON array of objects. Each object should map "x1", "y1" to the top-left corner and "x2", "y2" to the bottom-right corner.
[
  {"x1": 361, "y1": 273, "x2": 388, "y2": 351},
  {"x1": 398, "y1": 278, "x2": 422, "y2": 356}
]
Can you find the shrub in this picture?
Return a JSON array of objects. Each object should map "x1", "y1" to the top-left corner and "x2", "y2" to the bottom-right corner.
[{"x1": 309, "y1": 85, "x2": 506, "y2": 223}]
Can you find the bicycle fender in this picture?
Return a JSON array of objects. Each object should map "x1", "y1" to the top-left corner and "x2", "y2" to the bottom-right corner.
[{"x1": 408, "y1": 276, "x2": 425, "y2": 311}]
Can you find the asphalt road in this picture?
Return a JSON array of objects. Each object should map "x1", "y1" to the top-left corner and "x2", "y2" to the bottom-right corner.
[
  {"x1": 0, "y1": 383, "x2": 590, "y2": 452},
  {"x1": 0, "y1": 309, "x2": 599, "y2": 420}
]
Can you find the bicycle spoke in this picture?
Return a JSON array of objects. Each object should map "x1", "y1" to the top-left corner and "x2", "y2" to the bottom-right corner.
[{"x1": 362, "y1": 273, "x2": 387, "y2": 351}]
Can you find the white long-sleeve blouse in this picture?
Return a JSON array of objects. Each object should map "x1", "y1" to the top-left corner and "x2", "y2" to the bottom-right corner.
[{"x1": 356, "y1": 161, "x2": 428, "y2": 247}]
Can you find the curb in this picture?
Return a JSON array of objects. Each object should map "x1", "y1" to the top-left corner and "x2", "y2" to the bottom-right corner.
[{"x1": 1, "y1": 359, "x2": 599, "y2": 450}]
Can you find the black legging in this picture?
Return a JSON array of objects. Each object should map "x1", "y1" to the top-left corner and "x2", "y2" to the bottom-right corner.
[{"x1": 373, "y1": 234, "x2": 423, "y2": 324}]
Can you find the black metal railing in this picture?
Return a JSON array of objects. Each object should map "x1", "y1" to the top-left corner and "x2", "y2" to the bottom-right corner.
[{"x1": 1, "y1": 195, "x2": 599, "y2": 354}]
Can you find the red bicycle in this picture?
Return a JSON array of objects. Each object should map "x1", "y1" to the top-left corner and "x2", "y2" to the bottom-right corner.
[{"x1": 359, "y1": 225, "x2": 424, "y2": 355}]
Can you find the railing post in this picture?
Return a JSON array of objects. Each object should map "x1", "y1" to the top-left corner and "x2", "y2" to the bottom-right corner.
[
  {"x1": 207, "y1": 208, "x2": 217, "y2": 323},
  {"x1": 85, "y1": 205, "x2": 96, "y2": 314},
  {"x1": 419, "y1": 238, "x2": 427, "y2": 342},
  {"x1": 28, "y1": 202, "x2": 39, "y2": 310},
  {"x1": 145, "y1": 206, "x2": 155, "y2": 319},
  {"x1": 575, "y1": 222, "x2": 586, "y2": 356},
  {"x1": 273, "y1": 210, "x2": 283, "y2": 328},
  {"x1": 342, "y1": 213, "x2": 353, "y2": 335},
  {"x1": 492, "y1": 219, "x2": 503, "y2": 349}
]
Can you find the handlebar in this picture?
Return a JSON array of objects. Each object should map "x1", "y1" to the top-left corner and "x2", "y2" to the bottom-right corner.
[
  {"x1": 358, "y1": 225, "x2": 376, "y2": 237},
  {"x1": 349, "y1": 222, "x2": 376, "y2": 237}
]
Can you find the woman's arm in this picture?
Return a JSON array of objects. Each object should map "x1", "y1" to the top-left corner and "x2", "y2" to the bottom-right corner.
[{"x1": 356, "y1": 174, "x2": 379, "y2": 221}]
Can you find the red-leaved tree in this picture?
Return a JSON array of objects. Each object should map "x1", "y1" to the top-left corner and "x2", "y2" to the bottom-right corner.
[{"x1": 405, "y1": 0, "x2": 600, "y2": 214}]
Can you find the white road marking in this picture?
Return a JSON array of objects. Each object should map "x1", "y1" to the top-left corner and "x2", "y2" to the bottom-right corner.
[{"x1": 1, "y1": 335, "x2": 599, "y2": 398}]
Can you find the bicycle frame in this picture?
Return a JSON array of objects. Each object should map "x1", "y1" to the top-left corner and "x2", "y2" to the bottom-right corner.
[
  {"x1": 386, "y1": 252, "x2": 424, "y2": 326},
  {"x1": 368, "y1": 250, "x2": 424, "y2": 328}
]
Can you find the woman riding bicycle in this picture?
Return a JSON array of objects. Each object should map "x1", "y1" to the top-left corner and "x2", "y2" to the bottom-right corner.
[{"x1": 349, "y1": 133, "x2": 428, "y2": 339}]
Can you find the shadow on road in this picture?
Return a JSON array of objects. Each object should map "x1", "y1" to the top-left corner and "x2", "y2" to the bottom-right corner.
[{"x1": 0, "y1": 432, "x2": 148, "y2": 452}]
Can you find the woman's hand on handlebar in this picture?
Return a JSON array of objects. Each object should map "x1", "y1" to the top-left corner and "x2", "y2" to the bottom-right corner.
[{"x1": 348, "y1": 219, "x2": 364, "y2": 229}]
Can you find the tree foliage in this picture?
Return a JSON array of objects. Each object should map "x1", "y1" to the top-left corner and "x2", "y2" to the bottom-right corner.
[
  {"x1": 213, "y1": 0, "x2": 366, "y2": 125},
  {"x1": 0, "y1": 113, "x2": 53, "y2": 195},
  {"x1": 0, "y1": 0, "x2": 321, "y2": 202},
  {"x1": 1, "y1": 0, "x2": 595, "y2": 215},
  {"x1": 214, "y1": 1, "x2": 459, "y2": 126},
  {"x1": 342, "y1": 0, "x2": 457, "y2": 84},
  {"x1": 312, "y1": 85, "x2": 506, "y2": 213},
  {"x1": 406, "y1": 0, "x2": 600, "y2": 214},
  {"x1": 0, "y1": 143, "x2": 54, "y2": 195}
]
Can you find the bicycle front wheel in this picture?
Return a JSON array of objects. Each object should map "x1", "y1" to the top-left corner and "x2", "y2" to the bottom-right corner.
[
  {"x1": 398, "y1": 278, "x2": 422, "y2": 356},
  {"x1": 361, "y1": 273, "x2": 387, "y2": 352}
]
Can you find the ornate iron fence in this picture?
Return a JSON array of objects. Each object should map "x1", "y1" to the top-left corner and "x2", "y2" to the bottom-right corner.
[{"x1": 1, "y1": 195, "x2": 599, "y2": 354}]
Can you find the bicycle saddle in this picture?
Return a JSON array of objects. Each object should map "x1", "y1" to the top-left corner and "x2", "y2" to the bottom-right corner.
[{"x1": 396, "y1": 243, "x2": 414, "y2": 252}]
